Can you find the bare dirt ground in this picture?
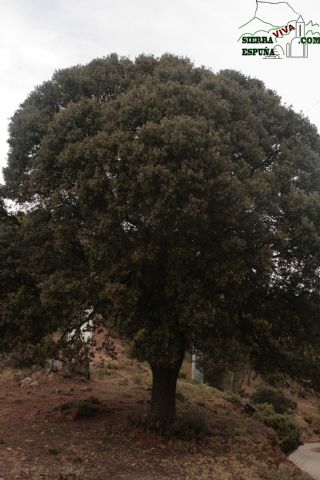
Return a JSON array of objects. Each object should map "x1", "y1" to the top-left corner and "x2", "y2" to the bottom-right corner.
[{"x1": 0, "y1": 343, "x2": 313, "y2": 480}]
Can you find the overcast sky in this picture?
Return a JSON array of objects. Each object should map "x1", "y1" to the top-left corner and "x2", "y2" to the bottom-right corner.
[{"x1": 1, "y1": 0, "x2": 320, "y2": 182}]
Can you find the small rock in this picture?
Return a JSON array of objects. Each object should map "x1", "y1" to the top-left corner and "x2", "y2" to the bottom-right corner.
[{"x1": 20, "y1": 376, "x2": 32, "y2": 387}]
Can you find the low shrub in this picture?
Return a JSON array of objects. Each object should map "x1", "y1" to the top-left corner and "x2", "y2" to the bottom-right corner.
[
  {"x1": 176, "y1": 391, "x2": 186, "y2": 402},
  {"x1": 253, "y1": 404, "x2": 301, "y2": 453},
  {"x1": 163, "y1": 412, "x2": 211, "y2": 440},
  {"x1": 128, "y1": 411, "x2": 211, "y2": 440},
  {"x1": 107, "y1": 362, "x2": 119, "y2": 370},
  {"x1": 204, "y1": 365, "x2": 227, "y2": 390},
  {"x1": 229, "y1": 393, "x2": 243, "y2": 404},
  {"x1": 251, "y1": 386, "x2": 296, "y2": 414},
  {"x1": 118, "y1": 378, "x2": 128, "y2": 386},
  {"x1": 56, "y1": 397, "x2": 104, "y2": 418},
  {"x1": 253, "y1": 402, "x2": 276, "y2": 421},
  {"x1": 265, "y1": 413, "x2": 301, "y2": 453},
  {"x1": 132, "y1": 373, "x2": 143, "y2": 385},
  {"x1": 263, "y1": 373, "x2": 285, "y2": 389}
]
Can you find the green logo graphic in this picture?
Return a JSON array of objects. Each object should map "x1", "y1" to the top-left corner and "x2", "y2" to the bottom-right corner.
[{"x1": 239, "y1": 1, "x2": 320, "y2": 59}]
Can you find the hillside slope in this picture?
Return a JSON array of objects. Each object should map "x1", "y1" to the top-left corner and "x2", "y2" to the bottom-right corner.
[{"x1": 0, "y1": 341, "x2": 314, "y2": 480}]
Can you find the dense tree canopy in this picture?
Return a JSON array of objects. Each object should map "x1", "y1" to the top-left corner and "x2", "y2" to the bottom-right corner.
[{"x1": 2, "y1": 54, "x2": 320, "y2": 423}]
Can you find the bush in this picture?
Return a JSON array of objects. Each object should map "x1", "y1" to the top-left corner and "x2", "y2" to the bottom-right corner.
[
  {"x1": 176, "y1": 391, "x2": 186, "y2": 401},
  {"x1": 8, "y1": 338, "x2": 56, "y2": 369},
  {"x1": 229, "y1": 393, "x2": 243, "y2": 404},
  {"x1": 253, "y1": 404, "x2": 301, "y2": 453},
  {"x1": 203, "y1": 365, "x2": 226, "y2": 390},
  {"x1": 263, "y1": 373, "x2": 285, "y2": 389},
  {"x1": 265, "y1": 413, "x2": 301, "y2": 453},
  {"x1": 107, "y1": 362, "x2": 119, "y2": 370},
  {"x1": 162, "y1": 412, "x2": 212, "y2": 440},
  {"x1": 129, "y1": 411, "x2": 211, "y2": 440},
  {"x1": 118, "y1": 378, "x2": 128, "y2": 386},
  {"x1": 253, "y1": 403, "x2": 276, "y2": 421},
  {"x1": 57, "y1": 397, "x2": 104, "y2": 418},
  {"x1": 132, "y1": 373, "x2": 143, "y2": 385},
  {"x1": 251, "y1": 386, "x2": 296, "y2": 414}
]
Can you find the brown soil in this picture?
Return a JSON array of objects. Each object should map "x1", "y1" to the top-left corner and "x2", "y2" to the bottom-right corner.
[{"x1": 0, "y1": 346, "x2": 312, "y2": 480}]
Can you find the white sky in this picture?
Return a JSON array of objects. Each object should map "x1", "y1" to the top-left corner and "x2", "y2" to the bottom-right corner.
[{"x1": 1, "y1": 0, "x2": 320, "y2": 182}]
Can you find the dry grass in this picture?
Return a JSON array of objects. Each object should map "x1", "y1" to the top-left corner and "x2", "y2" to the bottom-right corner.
[{"x1": 0, "y1": 346, "x2": 315, "y2": 480}]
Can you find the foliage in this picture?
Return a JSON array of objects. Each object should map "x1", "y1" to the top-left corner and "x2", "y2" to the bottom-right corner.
[
  {"x1": 0, "y1": 203, "x2": 51, "y2": 361},
  {"x1": 175, "y1": 391, "x2": 186, "y2": 401},
  {"x1": 118, "y1": 378, "x2": 128, "y2": 386},
  {"x1": 2, "y1": 54, "x2": 320, "y2": 421},
  {"x1": 253, "y1": 402, "x2": 276, "y2": 421},
  {"x1": 132, "y1": 373, "x2": 143, "y2": 384},
  {"x1": 130, "y1": 411, "x2": 211, "y2": 440},
  {"x1": 229, "y1": 393, "x2": 243, "y2": 404},
  {"x1": 57, "y1": 396, "x2": 104, "y2": 418},
  {"x1": 203, "y1": 364, "x2": 227, "y2": 390},
  {"x1": 107, "y1": 362, "x2": 119, "y2": 370},
  {"x1": 251, "y1": 386, "x2": 297, "y2": 414},
  {"x1": 164, "y1": 412, "x2": 211, "y2": 440},
  {"x1": 8, "y1": 339, "x2": 55, "y2": 368},
  {"x1": 253, "y1": 404, "x2": 301, "y2": 453},
  {"x1": 263, "y1": 372, "x2": 286, "y2": 389},
  {"x1": 265, "y1": 414, "x2": 301, "y2": 453},
  {"x1": 200, "y1": 338, "x2": 251, "y2": 392}
]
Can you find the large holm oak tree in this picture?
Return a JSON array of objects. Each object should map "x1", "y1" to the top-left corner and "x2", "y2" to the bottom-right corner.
[{"x1": 3, "y1": 54, "x2": 320, "y2": 423}]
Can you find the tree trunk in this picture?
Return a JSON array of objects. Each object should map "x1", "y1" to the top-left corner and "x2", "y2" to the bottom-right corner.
[{"x1": 150, "y1": 355, "x2": 184, "y2": 425}]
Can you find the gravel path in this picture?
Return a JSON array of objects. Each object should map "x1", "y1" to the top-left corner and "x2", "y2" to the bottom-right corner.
[{"x1": 289, "y1": 443, "x2": 320, "y2": 480}]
